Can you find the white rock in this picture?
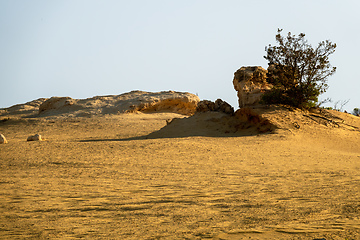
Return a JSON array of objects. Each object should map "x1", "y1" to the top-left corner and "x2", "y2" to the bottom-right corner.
[
  {"x1": 0, "y1": 134, "x2": 8, "y2": 144},
  {"x1": 27, "y1": 134, "x2": 42, "y2": 141}
]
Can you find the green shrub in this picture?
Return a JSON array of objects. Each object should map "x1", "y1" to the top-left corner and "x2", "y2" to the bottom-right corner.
[{"x1": 262, "y1": 29, "x2": 336, "y2": 109}]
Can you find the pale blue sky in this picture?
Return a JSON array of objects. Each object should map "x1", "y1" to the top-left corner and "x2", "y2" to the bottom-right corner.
[{"x1": 1, "y1": 0, "x2": 359, "y2": 111}]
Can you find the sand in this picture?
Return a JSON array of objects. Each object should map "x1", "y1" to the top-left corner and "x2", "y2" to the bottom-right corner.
[{"x1": 1, "y1": 101, "x2": 360, "y2": 239}]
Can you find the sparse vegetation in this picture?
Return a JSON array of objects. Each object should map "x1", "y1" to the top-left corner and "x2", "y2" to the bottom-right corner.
[
  {"x1": 333, "y1": 99, "x2": 350, "y2": 112},
  {"x1": 262, "y1": 29, "x2": 337, "y2": 109}
]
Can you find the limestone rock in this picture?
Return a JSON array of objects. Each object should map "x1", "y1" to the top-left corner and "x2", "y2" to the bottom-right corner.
[
  {"x1": 233, "y1": 66, "x2": 273, "y2": 107},
  {"x1": 128, "y1": 95, "x2": 200, "y2": 116},
  {"x1": 27, "y1": 134, "x2": 42, "y2": 141},
  {"x1": 3, "y1": 91, "x2": 200, "y2": 118},
  {"x1": 0, "y1": 134, "x2": 7, "y2": 144},
  {"x1": 196, "y1": 100, "x2": 216, "y2": 112},
  {"x1": 35, "y1": 91, "x2": 199, "y2": 117},
  {"x1": 196, "y1": 99, "x2": 234, "y2": 115},
  {"x1": 215, "y1": 99, "x2": 234, "y2": 115},
  {"x1": 39, "y1": 97, "x2": 76, "y2": 113}
]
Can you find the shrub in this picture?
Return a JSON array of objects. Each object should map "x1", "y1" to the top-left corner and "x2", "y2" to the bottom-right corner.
[
  {"x1": 353, "y1": 108, "x2": 360, "y2": 116},
  {"x1": 262, "y1": 29, "x2": 337, "y2": 109}
]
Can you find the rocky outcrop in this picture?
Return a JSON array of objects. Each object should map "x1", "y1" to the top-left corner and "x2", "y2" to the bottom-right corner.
[
  {"x1": 129, "y1": 97, "x2": 199, "y2": 116},
  {"x1": 0, "y1": 134, "x2": 7, "y2": 144},
  {"x1": 2, "y1": 91, "x2": 200, "y2": 118},
  {"x1": 196, "y1": 100, "x2": 216, "y2": 112},
  {"x1": 39, "y1": 97, "x2": 76, "y2": 113},
  {"x1": 233, "y1": 66, "x2": 273, "y2": 108},
  {"x1": 35, "y1": 91, "x2": 200, "y2": 117},
  {"x1": 27, "y1": 134, "x2": 42, "y2": 141},
  {"x1": 215, "y1": 99, "x2": 234, "y2": 115},
  {"x1": 196, "y1": 99, "x2": 234, "y2": 115}
]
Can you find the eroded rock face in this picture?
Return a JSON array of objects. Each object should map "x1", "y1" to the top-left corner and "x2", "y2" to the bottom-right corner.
[
  {"x1": 127, "y1": 94, "x2": 200, "y2": 116},
  {"x1": 0, "y1": 134, "x2": 7, "y2": 144},
  {"x1": 233, "y1": 66, "x2": 273, "y2": 108},
  {"x1": 215, "y1": 99, "x2": 234, "y2": 115},
  {"x1": 196, "y1": 99, "x2": 234, "y2": 115},
  {"x1": 39, "y1": 97, "x2": 76, "y2": 113},
  {"x1": 36, "y1": 91, "x2": 199, "y2": 117},
  {"x1": 196, "y1": 100, "x2": 216, "y2": 112}
]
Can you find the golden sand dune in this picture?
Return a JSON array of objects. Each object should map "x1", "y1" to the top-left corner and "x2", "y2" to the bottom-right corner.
[{"x1": 1, "y1": 93, "x2": 360, "y2": 239}]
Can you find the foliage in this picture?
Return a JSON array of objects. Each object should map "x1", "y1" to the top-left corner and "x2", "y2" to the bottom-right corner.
[
  {"x1": 353, "y1": 108, "x2": 360, "y2": 116},
  {"x1": 262, "y1": 29, "x2": 337, "y2": 109}
]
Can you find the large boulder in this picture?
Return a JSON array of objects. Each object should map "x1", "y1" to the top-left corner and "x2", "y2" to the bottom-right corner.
[{"x1": 233, "y1": 66, "x2": 273, "y2": 108}]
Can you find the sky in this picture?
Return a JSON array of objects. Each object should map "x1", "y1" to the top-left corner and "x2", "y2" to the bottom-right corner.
[{"x1": 1, "y1": 0, "x2": 359, "y2": 112}]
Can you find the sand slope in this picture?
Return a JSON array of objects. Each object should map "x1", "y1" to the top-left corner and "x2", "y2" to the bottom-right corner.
[{"x1": 1, "y1": 98, "x2": 360, "y2": 239}]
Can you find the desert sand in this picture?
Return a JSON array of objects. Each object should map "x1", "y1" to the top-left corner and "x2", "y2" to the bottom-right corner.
[{"x1": 1, "y1": 92, "x2": 360, "y2": 240}]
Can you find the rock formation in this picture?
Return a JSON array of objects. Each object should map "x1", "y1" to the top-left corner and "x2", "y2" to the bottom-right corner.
[
  {"x1": 215, "y1": 99, "x2": 234, "y2": 115},
  {"x1": 33, "y1": 91, "x2": 200, "y2": 117},
  {"x1": 27, "y1": 134, "x2": 42, "y2": 141},
  {"x1": 196, "y1": 99, "x2": 234, "y2": 115},
  {"x1": 196, "y1": 100, "x2": 216, "y2": 112},
  {"x1": 39, "y1": 97, "x2": 76, "y2": 113},
  {"x1": 128, "y1": 94, "x2": 200, "y2": 116},
  {"x1": 233, "y1": 66, "x2": 273, "y2": 108},
  {"x1": 0, "y1": 134, "x2": 7, "y2": 144}
]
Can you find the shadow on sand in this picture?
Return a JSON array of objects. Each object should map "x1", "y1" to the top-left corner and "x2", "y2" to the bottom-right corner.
[{"x1": 79, "y1": 111, "x2": 277, "y2": 142}]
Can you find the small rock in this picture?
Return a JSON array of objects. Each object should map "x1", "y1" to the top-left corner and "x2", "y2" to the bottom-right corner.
[
  {"x1": 215, "y1": 99, "x2": 234, "y2": 115},
  {"x1": 196, "y1": 100, "x2": 216, "y2": 112},
  {"x1": 0, "y1": 134, "x2": 8, "y2": 144},
  {"x1": 27, "y1": 134, "x2": 42, "y2": 141},
  {"x1": 196, "y1": 99, "x2": 234, "y2": 115}
]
